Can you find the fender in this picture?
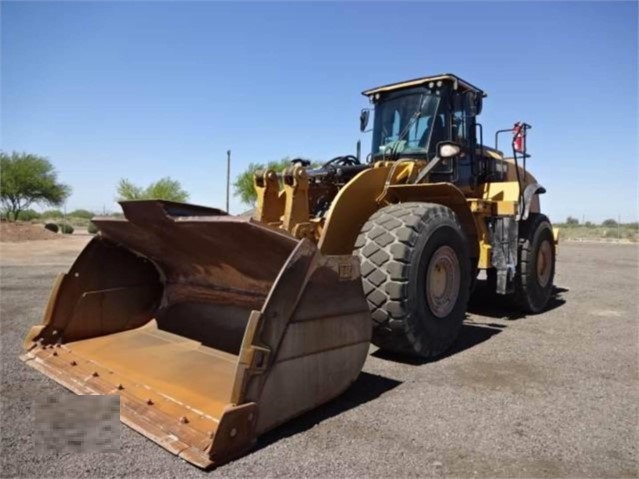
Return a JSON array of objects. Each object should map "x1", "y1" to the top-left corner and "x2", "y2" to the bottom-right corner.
[
  {"x1": 520, "y1": 183, "x2": 546, "y2": 221},
  {"x1": 318, "y1": 167, "x2": 479, "y2": 259},
  {"x1": 382, "y1": 182, "x2": 480, "y2": 261}
]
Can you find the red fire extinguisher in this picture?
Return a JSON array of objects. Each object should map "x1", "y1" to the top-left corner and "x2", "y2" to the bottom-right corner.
[{"x1": 513, "y1": 122, "x2": 525, "y2": 153}]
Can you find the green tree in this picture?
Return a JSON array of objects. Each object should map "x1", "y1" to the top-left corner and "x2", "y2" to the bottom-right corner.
[
  {"x1": 566, "y1": 216, "x2": 579, "y2": 225},
  {"x1": 0, "y1": 151, "x2": 71, "y2": 221},
  {"x1": 602, "y1": 218, "x2": 618, "y2": 227},
  {"x1": 116, "y1": 177, "x2": 189, "y2": 202},
  {"x1": 233, "y1": 157, "x2": 316, "y2": 205}
]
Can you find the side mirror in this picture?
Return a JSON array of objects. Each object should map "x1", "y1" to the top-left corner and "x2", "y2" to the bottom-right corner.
[
  {"x1": 437, "y1": 142, "x2": 461, "y2": 158},
  {"x1": 465, "y1": 92, "x2": 477, "y2": 116},
  {"x1": 359, "y1": 109, "x2": 370, "y2": 132},
  {"x1": 465, "y1": 91, "x2": 482, "y2": 116}
]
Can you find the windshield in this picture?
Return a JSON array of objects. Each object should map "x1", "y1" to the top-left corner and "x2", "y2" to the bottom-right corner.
[{"x1": 371, "y1": 91, "x2": 445, "y2": 159}]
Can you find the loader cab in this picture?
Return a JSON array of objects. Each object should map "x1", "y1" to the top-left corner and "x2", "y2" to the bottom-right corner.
[{"x1": 362, "y1": 74, "x2": 485, "y2": 191}]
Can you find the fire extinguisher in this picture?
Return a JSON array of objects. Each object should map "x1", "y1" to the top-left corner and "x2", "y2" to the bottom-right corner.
[{"x1": 513, "y1": 122, "x2": 525, "y2": 153}]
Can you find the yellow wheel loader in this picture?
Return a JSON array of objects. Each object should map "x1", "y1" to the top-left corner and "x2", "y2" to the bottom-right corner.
[{"x1": 21, "y1": 73, "x2": 557, "y2": 468}]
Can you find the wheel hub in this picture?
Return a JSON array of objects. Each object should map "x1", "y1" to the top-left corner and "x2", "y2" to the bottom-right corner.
[
  {"x1": 537, "y1": 240, "x2": 552, "y2": 287},
  {"x1": 425, "y1": 246, "x2": 460, "y2": 318}
]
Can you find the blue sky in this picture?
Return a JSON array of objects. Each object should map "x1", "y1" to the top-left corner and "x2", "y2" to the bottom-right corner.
[{"x1": 2, "y1": 1, "x2": 637, "y2": 222}]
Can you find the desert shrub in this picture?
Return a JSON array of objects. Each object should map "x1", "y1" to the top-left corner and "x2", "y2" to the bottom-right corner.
[
  {"x1": 70, "y1": 209, "x2": 94, "y2": 219},
  {"x1": 59, "y1": 223, "x2": 74, "y2": 234},
  {"x1": 0, "y1": 209, "x2": 40, "y2": 221},
  {"x1": 87, "y1": 222, "x2": 98, "y2": 234},
  {"x1": 602, "y1": 218, "x2": 618, "y2": 227},
  {"x1": 41, "y1": 209, "x2": 63, "y2": 219},
  {"x1": 16, "y1": 209, "x2": 41, "y2": 221},
  {"x1": 44, "y1": 223, "x2": 59, "y2": 233}
]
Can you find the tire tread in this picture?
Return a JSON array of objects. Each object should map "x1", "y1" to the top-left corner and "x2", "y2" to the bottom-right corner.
[
  {"x1": 354, "y1": 202, "x2": 469, "y2": 357},
  {"x1": 514, "y1": 213, "x2": 555, "y2": 313}
]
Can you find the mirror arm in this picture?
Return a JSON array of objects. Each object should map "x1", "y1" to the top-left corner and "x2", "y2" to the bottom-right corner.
[{"x1": 413, "y1": 155, "x2": 444, "y2": 184}]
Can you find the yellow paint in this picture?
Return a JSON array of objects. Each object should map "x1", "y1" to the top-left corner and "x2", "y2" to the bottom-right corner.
[
  {"x1": 553, "y1": 227, "x2": 560, "y2": 256},
  {"x1": 282, "y1": 166, "x2": 310, "y2": 233},
  {"x1": 495, "y1": 201, "x2": 518, "y2": 216},
  {"x1": 479, "y1": 180, "x2": 522, "y2": 202},
  {"x1": 467, "y1": 199, "x2": 492, "y2": 215},
  {"x1": 254, "y1": 169, "x2": 285, "y2": 223},
  {"x1": 318, "y1": 166, "x2": 392, "y2": 255},
  {"x1": 472, "y1": 215, "x2": 493, "y2": 269}
]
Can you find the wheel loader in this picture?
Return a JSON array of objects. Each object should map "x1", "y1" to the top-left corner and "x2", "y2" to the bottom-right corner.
[{"x1": 21, "y1": 73, "x2": 557, "y2": 468}]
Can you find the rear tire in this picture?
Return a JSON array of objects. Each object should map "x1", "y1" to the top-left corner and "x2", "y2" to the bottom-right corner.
[
  {"x1": 514, "y1": 213, "x2": 556, "y2": 313},
  {"x1": 354, "y1": 202, "x2": 471, "y2": 358}
]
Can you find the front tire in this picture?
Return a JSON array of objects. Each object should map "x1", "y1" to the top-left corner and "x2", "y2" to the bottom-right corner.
[{"x1": 354, "y1": 202, "x2": 471, "y2": 358}]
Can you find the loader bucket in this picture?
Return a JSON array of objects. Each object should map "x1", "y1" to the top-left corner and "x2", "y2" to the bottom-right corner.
[{"x1": 21, "y1": 200, "x2": 371, "y2": 468}]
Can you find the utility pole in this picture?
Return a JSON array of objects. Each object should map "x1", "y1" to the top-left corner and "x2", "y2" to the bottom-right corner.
[
  {"x1": 226, "y1": 150, "x2": 231, "y2": 213},
  {"x1": 618, "y1": 214, "x2": 621, "y2": 240}
]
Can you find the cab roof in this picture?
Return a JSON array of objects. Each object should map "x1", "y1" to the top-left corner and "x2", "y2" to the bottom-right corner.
[{"x1": 362, "y1": 73, "x2": 486, "y2": 98}]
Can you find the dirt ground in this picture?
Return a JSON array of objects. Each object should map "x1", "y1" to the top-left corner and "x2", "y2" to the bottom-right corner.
[
  {"x1": 0, "y1": 222, "x2": 61, "y2": 242},
  {"x1": 0, "y1": 239, "x2": 637, "y2": 478}
]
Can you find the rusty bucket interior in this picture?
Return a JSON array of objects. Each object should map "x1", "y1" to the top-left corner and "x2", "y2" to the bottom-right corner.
[{"x1": 21, "y1": 200, "x2": 371, "y2": 468}]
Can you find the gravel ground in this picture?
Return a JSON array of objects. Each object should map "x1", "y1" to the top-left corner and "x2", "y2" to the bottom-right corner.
[{"x1": 1, "y1": 238, "x2": 637, "y2": 478}]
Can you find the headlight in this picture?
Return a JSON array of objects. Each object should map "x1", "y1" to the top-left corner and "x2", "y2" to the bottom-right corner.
[{"x1": 438, "y1": 143, "x2": 461, "y2": 158}]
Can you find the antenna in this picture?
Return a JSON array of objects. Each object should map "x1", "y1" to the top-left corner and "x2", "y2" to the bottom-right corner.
[{"x1": 226, "y1": 150, "x2": 231, "y2": 213}]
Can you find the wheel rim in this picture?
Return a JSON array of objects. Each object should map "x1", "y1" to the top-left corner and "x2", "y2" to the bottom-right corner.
[
  {"x1": 536, "y1": 240, "x2": 552, "y2": 288},
  {"x1": 425, "y1": 246, "x2": 461, "y2": 318}
]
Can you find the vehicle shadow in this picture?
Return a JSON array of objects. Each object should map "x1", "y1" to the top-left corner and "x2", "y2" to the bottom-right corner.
[
  {"x1": 468, "y1": 280, "x2": 568, "y2": 320},
  {"x1": 370, "y1": 322, "x2": 504, "y2": 365},
  {"x1": 252, "y1": 372, "x2": 401, "y2": 453},
  {"x1": 238, "y1": 284, "x2": 568, "y2": 457}
]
